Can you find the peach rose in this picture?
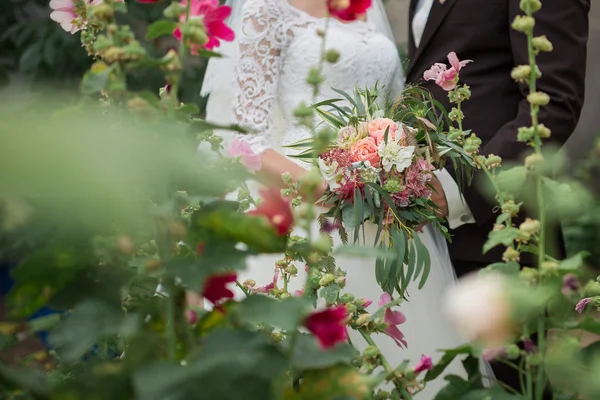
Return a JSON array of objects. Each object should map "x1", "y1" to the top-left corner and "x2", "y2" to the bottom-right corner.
[
  {"x1": 351, "y1": 137, "x2": 380, "y2": 167},
  {"x1": 368, "y1": 118, "x2": 399, "y2": 145}
]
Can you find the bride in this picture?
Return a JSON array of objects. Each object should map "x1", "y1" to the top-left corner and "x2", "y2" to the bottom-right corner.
[{"x1": 202, "y1": 0, "x2": 491, "y2": 397}]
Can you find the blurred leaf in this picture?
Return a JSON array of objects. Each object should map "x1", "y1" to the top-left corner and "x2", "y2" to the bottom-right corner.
[
  {"x1": 494, "y1": 166, "x2": 527, "y2": 197},
  {"x1": 482, "y1": 262, "x2": 520, "y2": 276},
  {"x1": 320, "y1": 283, "x2": 340, "y2": 304},
  {"x1": 558, "y1": 252, "x2": 589, "y2": 271},
  {"x1": 235, "y1": 295, "x2": 311, "y2": 332},
  {"x1": 291, "y1": 334, "x2": 357, "y2": 372},
  {"x1": 81, "y1": 64, "x2": 114, "y2": 94},
  {"x1": 0, "y1": 364, "x2": 49, "y2": 397},
  {"x1": 333, "y1": 245, "x2": 396, "y2": 261},
  {"x1": 458, "y1": 388, "x2": 527, "y2": 399},
  {"x1": 483, "y1": 227, "x2": 519, "y2": 254},
  {"x1": 425, "y1": 345, "x2": 471, "y2": 382},
  {"x1": 18, "y1": 42, "x2": 42, "y2": 73},
  {"x1": 296, "y1": 365, "x2": 371, "y2": 400},
  {"x1": 145, "y1": 20, "x2": 177, "y2": 40}
]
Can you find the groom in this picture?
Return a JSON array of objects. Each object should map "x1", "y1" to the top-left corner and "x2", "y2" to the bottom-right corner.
[{"x1": 405, "y1": 0, "x2": 590, "y2": 394}]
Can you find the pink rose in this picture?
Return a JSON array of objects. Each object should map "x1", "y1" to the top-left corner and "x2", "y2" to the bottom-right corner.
[
  {"x1": 423, "y1": 52, "x2": 472, "y2": 91},
  {"x1": 350, "y1": 137, "x2": 380, "y2": 167},
  {"x1": 227, "y1": 138, "x2": 262, "y2": 172},
  {"x1": 368, "y1": 118, "x2": 399, "y2": 145}
]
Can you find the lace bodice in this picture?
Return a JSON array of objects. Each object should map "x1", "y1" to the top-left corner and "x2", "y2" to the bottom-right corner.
[{"x1": 233, "y1": 0, "x2": 403, "y2": 156}]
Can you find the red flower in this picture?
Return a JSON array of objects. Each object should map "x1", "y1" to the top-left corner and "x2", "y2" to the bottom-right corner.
[
  {"x1": 202, "y1": 273, "x2": 237, "y2": 306},
  {"x1": 249, "y1": 188, "x2": 294, "y2": 236},
  {"x1": 413, "y1": 355, "x2": 433, "y2": 374},
  {"x1": 327, "y1": 0, "x2": 372, "y2": 21},
  {"x1": 304, "y1": 306, "x2": 348, "y2": 348},
  {"x1": 173, "y1": 0, "x2": 235, "y2": 52}
]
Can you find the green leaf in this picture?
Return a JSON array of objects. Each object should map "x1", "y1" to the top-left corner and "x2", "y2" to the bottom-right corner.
[
  {"x1": 483, "y1": 262, "x2": 520, "y2": 276},
  {"x1": 482, "y1": 227, "x2": 520, "y2": 254},
  {"x1": 333, "y1": 245, "x2": 397, "y2": 261},
  {"x1": 81, "y1": 65, "x2": 113, "y2": 95},
  {"x1": 425, "y1": 344, "x2": 472, "y2": 382},
  {"x1": 19, "y1": 42, "x2": 42, "y2": 72},
  {"x1": 558, "y1": 252, "x2": 589, "y2": 271},
  {"x1": 414, "y1": 233, "x2": 431, "y2": 290},
  {"x1": 145, "y1": 20, "x2": 178, "y2": 40},
  {"x1": 290, "y1": 334, "x2": 358, "y2": 372},
  {"x1": 235, "y1": 295, "x2": 311, "y2": 332},
  {"x1": 0, "y1": 364, "x2": 50, "y2": 397},
  {"x1": 28, "y1": 313, "x2": 61, "y2": 333},
  {"x1": 321, "y1": 283, "x2": 341, "y2": 304}
]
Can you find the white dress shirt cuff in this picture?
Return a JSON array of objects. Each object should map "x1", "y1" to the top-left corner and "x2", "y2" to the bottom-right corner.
[{"x1": 434, "y1": 168, "x2": 476, "y2": 229}]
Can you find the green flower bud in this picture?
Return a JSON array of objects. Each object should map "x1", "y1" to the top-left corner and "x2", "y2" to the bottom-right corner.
[
  {"x1": 363, "y1": 345, "x2": 380, "y2": 358},
  {"x1": 448, "y1": 107, "x2": 464, "y2": 122},
  {"x1": 517, "y1": 126, "x2": 535, "y2": 142},
  {"x1": 505, "y1": 344, "x2": 521, "y2": 360},
  {"x1": 346, "y1": 303, "x2": 357, "y2": 314},
  {"x1": 271, "y1": 331, "x2": 285, "y2": 342},
  {"x1": 163, "y1": 2, "x2": 186, "y2": 18},
  {"x1": 502, "y1": 201, "x2": 520, "y2": 216},
  {"x1": 340, "y1": 293, "x2": 355, "y2": 303},
  {"x1": 354, "y1": 313, "x2": 371, "y2": 327},
  {"x1": 90, "y1": 3, "x2": 115, "y2": 21},
  {"x1": 520, "y1": 0, "x2": 542, "y2": 12},
  {"x1": 293, "y1": 102, "x2": 314, "y2": 118},
  {"x1": 244, "y1": 279, "x2": 256, "y2": 288},
  {"x1": 306, "y1": 66, "x2": 324, "y2": 86},
  {"x1": 519, "y1": 218, "x2": 541, "y2": 235},
  {"x1": 325, "y1": 49, "x2": 341, "y2": 63},
  {"x1": 319, "y1": 273, "x2": 336, "y2": 287},
  {"x1": 525, "y1": 153, "x2": 544, "y2": 170},
  {"x1": 511, "y1": 65, "x2": 531, "y2": 82},
  {"x1": 485, "y1": 154, "x2": 502, "y2": 168},
  {"x1": 540, "y1": 261, "x2": 558, "y2": 274},
  {"x1": 532, "y1": 35, "x2": 553, "y2": 52},
  {"x1": 516, "y1": 230, "x2": 531, "y2": 243},
  {"x1": 375, "y1": 389, "x2": 392, "y2": 400},
  {"x1": 520, "y1": 267, "x2": 538, "y2": 282},
  {"x1": 456, "y1": 85, "x2": 472, "y2": 101},
  {"x1": 511, "y1": 15, "x2": 535, "y2": 32},
  {"x1": 280, "y1": 292, "x2": 291, "y2": 300},
  {"x1": 447, "y1": 128, "x2": 463, "y2": 141},
  {"x1": 584, "y1": 281, "x2": 600, "y2": 297},
  {"x1": 382, "y1": 179, "x2": 402, "y2": 193},
  {"x1": 335, "y1": 276, "x2": 346, "y2": 286},
  {"x1": 528, "y1": 353, "x2": 543, "y2": 366},
  {"x1": 503, "y1": 247, "x2": 520, "y2": 262},
  {"x1": 527, "y1": 91, "x2": 551, "y2": 106},
  {"x1": 285, "y1": 265, "x2": 298, "y2": 275},
  {"x1": 537, "y1": 124, "x2": 551, "y2": 139}
]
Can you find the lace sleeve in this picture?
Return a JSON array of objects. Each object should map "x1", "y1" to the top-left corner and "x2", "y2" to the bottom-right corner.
[{"x1": 233, "y1": 0, "x2": 290, "y2": 154}]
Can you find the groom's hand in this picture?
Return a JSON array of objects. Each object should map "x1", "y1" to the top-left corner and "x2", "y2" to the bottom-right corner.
[{"x1": 416, "y1": 174, "x2": 449, "y2": 232}]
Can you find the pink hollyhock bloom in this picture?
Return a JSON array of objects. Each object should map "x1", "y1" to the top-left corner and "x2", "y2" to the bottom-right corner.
[
  {"x1": 378, "y1": 293, "x2": 407, "y2": 347},
  {"x1": 414, "y1": 355, "x2": 433, "y2": 374},
  {"x1": 424, "y1": 52, "x2": 472, "y2": 91},
  {"x1": 358, "y1": 298, "x2": 372, "y2": 308},
  {"x1": 254, "y1": 268, "x2": 279, "y2": 293},
  {"x1": 294, "y1": 289, "x2": 304, "y2": 297},
  {"x1": 304, "y1": 306, "x2": 348, "y2": 348},
  {"x1": 50, "y1": 0, "x2": 80, "y2": 33},
  {"x1": 227, "y1": 138, "x2": 262, "y2": 173},
  {"x1": 576, "y1": 297, "x2": 592, "y2": 313},
  {"x1": 327, "y1": 0, "x2": 372, "y2": 21},
  {"x1": 173, "y1": 0, "x2": 235, "y2": 51},
  {"x1": 249, "y1": 188, "x2": 294, "y2": 236},
  {"x1": 202, "y1": 272, "x2": 237, "y2": 307}
]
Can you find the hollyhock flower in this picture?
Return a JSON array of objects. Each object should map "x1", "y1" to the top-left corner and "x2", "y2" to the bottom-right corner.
[
  {"x1": 444, "y1": 273, "x2": 512, "y2": 347},
  {"x1": 173, "y1": 0, "x2": 235, "y2": 52},
  {"x1": 304, "y1": 306, "x2": 348, "y2": 348},
  {"x1": 50, "y1": 0, "x2": 80, "y2": 33},
  {"x1": 327, "y1": 0, "x2": 372, "y2": 21},
  {"x1": 561, "y1": 274, "x2": 580, "y2": 295},
  {"x1": 351, "y1": 137, "x2": 380, "y2": 167},
  {"x1": 576, "y1": 297, "x2": 593, "y2": 313},
  {"x1": 414, "y1": 355, "x2": 433, "y2": 374},
  {"x1": 294, "y1": 289, "x2": 304, "y2": 297},
  {"x1": 424, "y1": 52, "x2": 472, "y2": 91},
  {"x1": 368, "y1": 118, "x2": 400, "y2": 145},
  {"x1": 523, "y1": 338, "x2": 537, "y2": 353},
  {"x1": 377, "y1": 140, "x2": 415, "y2": 173},
  {"x1": 378, "y1": 293, "x2": 407, "y2": 347},
  {"x1": 249, "y1": 188, "x2": 294, "y2": 236},
  {"x1": 254, "y1": 268, "x2": 279, "y2": 293},
  {"x1": 202, "y1": 272, "x2": 237, "y2": 306},
  {"x1": 358, "y1": 298, "x2": 373, "y2": 308},
  {"x1": 227, "y1": 138, "x2": 262, "y2": 173}
]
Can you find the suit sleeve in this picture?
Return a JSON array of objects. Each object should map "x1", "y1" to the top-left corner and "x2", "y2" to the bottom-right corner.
[{"x1": 456, "y1": 0, "x2": 590, "y2": 226}]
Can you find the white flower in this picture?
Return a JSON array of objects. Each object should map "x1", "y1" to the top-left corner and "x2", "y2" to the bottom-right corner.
[
  {"x1": 317, "y1": 158, "x2": 343, "y2": 190},
  {"x1": 377, "y1": 141, "x2": 415, "y2": 173},
  {"x1": 444, "y1": 273, "x2": 513, "y2": 347},
  {"x1": 337, "y1": 125, "x2": 366, "y2": 149}
]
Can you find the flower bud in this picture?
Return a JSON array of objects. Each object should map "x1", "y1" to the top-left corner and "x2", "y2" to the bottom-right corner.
[
  {"x1": 118, "y1": 236, "x2": 134, "y2": 254},
  {"x1": 525, "y1": 153, "x2": 544, "y2": 170},
  {"x1": 161, "y1": 49, "x2": 182, "y2": 72},
  {"x1": 103, "y1": 46, "x2": 126, "y2": 63},
  {"x1": 340, "y1": 293, "x2": 355, "y2": 303},
  {"x1": 243, "y1": 279, "x2": 256, "y2": 288},
  {"x1": 285, "y1": 265, "x2": 298, "y2": 275},
  {"x1": 271, "y1": 331, "x2": 285, "y2": 342},
  {"x1": 346, "y1": 303, "x2": 357, "y2": 314},
  {"x1": 537, "y1": 124, "x2": 551, "y2": 139},
  {"x1": 584, "y1": 281, "x2": 600, "y2": 297},
  {"x1": 501, "y1": 200, "x2": 520, "y2": 216},
  {"x1": 293, "y1": 102, "x2": 314, "y2": 118},
  {"x1": 517, "y1": 126, "x2": 535, "y2": 142},
  {"x1": 511, "y1": 15, "x2": 535, "y2": 32},
  {"x1": 561, "y1": 274, "x2": 580, "y2": 295},
  {"x1": 540, "y1": 261, "x2": 558, "y2": 275},
  {"x1": 163, "y1": 1, "x2": 186, "y2": 18},
  {"x1": 354, "y1": 313, "x2": 371, "y2": 327},
  {"x1": 520, "y1": 267, "x2": 538, "y2": 282},
  {"x1": 447, "y1": 128, "x2": 463, "y2": 141},
  {"x1": 527, "y1": 91, "x2": 550, "y2": 106},
  {"x1": 519, "y1": 218, "x2": 541, "y2": 235},
  {"x1": 363, "y1": 345, "x2": 380, "y2": 358},
  {"x1": 448, "y1": 107, "x2": 463, "y2": 122},
  {"x1": 186, "y1": 309, "x2": 198, "y2": 324},
  {"x1": 90, "y1": 3, "x2": 115, "y2": 21},
  {"x1": 127, "y1": 96, "x2": 150, "y2": 112},
  {"x1": 325, "y1": 49, "x2": 341, "y2": 63},
  {"x1": 503, "y1": 247, "x2": 520, "y2": 262},
  {"x1": 532, "y1": 35, "x2": 553, "y2": 52},
  {"x1": 528, "y1": 353, "x2": 543, "y2": 366},
  {"x1": 511, "y1": 65, "x2": 531, "y2": 82},
  {"x1": 335, "y1": 276, "x2": 346, "y2": 286},
  {"x1": 505, "y1": 344, "x2": 521, "y2": 360},
  {"x1": 516, "y1": 230, "x2": 531, "y2": 243},
  {"x1": 314, "y1": 234, "x2": 333, "y2": 254},
  {"x1": 306, "y1": 66, "x2": 324, "y2": 86},
  {"x1": 280, "y1": 292, "x2": 291, "y2": 299},
  {"x1": 319, "y1": 273, "x2": 336, "y2": 287},
  {"x1": 485, "y1": 154, "x2": 502, "y2": 169},
  {"x1": 520, "y1": 0, "x2": 542, "y2": 12}
]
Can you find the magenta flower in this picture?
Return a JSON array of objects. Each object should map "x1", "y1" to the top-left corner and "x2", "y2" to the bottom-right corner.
[
  {"x1": 414, "y1": 355, "x2": 433, "y2": 374},
  {"x1": 358, "y1": 298, "x2": 373, "y2": 308},
  {"x1": 327, "y1": 0, "x2": 372, "y2": 21},
  {"x1": 254, "y1": 269, "x2": 279, "y2": 294},
  {"x1": 186, "y1": 309, "x2": 198, "y2": 324},
  {"x1": 173, "y1": 0, "x2": 235, "y2": 52},
  {"x1": 304, "y1": 306, "x2": 348, "y2": 348},
  {"x1": 202, "y1": 272, "x2": 237, "y2": 307},
  {"x1": 576, "y1": 297, "x2": 592, "y2": 313},
  {"x1": 227, "y1": 138, "x2": 262, "y2": 173},
  {"x1": 249, "y1": 188, "x2": 294, "y2": 236},
  {"x1": 49, "y1": 0, "x2": 80, "y2": 33},
  {"x1": 423, "y1": 52, "x2": 472, "y2": 91},
  {"x1": 561, "y1": 274, "x2": 580, "y2": 295},
  {"x1": 378, "y1": 293, "x2": 407, "y2": 347}
]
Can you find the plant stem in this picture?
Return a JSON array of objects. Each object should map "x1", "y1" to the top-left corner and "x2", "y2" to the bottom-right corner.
[
  {"x1": 164, "y1": 277, "x2": 177, "y2": 362},
  {"x1": 359, "y1": 330, "x2": 412, "y2": 399},
  {"x1": 236, "y1": 280, "x2": 250, "y2": 297},
  {"x1": 171, "y1": 0, "x2": 191, "y2": 111}
]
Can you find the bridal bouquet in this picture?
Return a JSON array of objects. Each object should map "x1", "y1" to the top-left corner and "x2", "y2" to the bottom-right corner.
[{"x1": 291, "y1": 85, "x2": 477, "y2": 295}]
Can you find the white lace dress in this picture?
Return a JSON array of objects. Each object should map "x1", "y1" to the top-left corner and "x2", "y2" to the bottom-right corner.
[{"x1": 222, "y1": 0, "x2": 489, "y2": 397}]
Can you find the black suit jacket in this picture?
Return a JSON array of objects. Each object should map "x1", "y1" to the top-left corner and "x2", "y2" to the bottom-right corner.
[{"x1": 406, "y1": 0, "x2": 591, "y2": 266}]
